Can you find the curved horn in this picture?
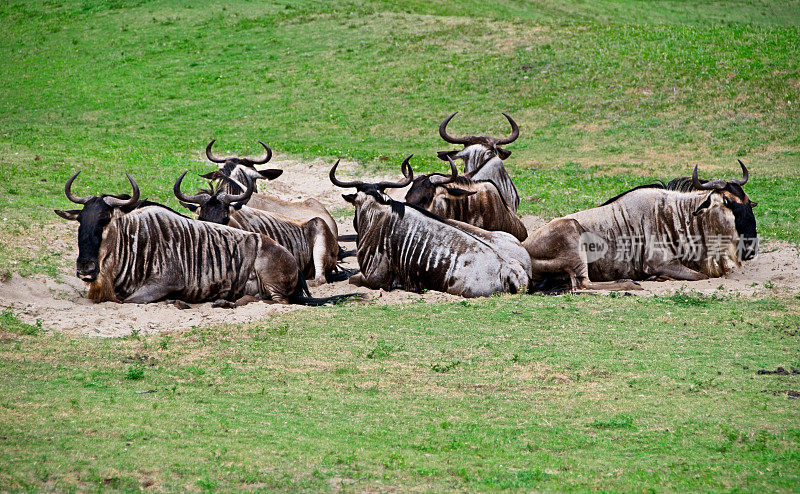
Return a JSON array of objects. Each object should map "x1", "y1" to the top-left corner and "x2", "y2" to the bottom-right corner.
[
  {"x1": 732, "y1": 159, "x2": 749, "y2": 186},
  {"x1": 329, "y1": 160, "x2": 365, "y2": 189},
  {"x1": 173, "y1": 171, "x2": 211, "y2": 205},
  {"x1": 243, "y1": 140, "x2": 273, "y2": 165},
  {"x1": 691, "y1": 165, "x2": 711, "y2": 190},
  {"x1": 439, "y1": 112, "x2": 471, "y2": 145},
  {"x1": 64, "y1": 171, "x2": 92, "y2": 204},
  {"x1": 205, "y1": 139, "x2": 227, "y2": 163},
  {"x1": 495, "y1": 112, "x2": 520, "y2": 145},
  {"x1": 430, "y1": 156, "x2": 459, "y2": 185},
  {"x1": 376, "y1": 155, "x2": 414, "y2": 189},
  {"x1": 692, "y1": 165, "x2": 725, "y2": 191},
  {"x1": 218, "y1": 172, "x2": 254, "y2": 205},
  {"x1": 104, "y1": 173, "x2": 140, "y2": 208}
]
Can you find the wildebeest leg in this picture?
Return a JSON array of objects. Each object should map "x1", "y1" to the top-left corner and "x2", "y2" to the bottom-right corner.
[
  {"x1": 524, "y1": 218, "x2": 642, "y2": 292},
  {"x1": 124, "y1": 283, "x2": 179, "y2": 304},
  {"x1": 649, "y1": 261, "x2": 708, "y2": 281},
  {"x1": 234, "y1": 294, "x2": 275, "y2": 307},
  {"x1": 253, "y1": 238, "x2": 299, "y2": 304},
  {"x1": 306, "y1": 218, "x2": 336, "y2": 287},
  {"x1": 348, "y1": 272, "x2": 394, "y2": 290},
  {"x1": 308, "y1": 235, "x2": 328, "y2": 287},
  {"x1": 348, "y1": 273, "x2": 368, "y2": 287},
  {"x1": 578, "y1": 279, "x2": 643, "y2": 291},
  {"x1": 524, "y1": 218, "x2": 588, "y2": 289}
]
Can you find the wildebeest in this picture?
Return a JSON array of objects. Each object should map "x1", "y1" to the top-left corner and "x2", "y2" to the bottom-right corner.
[
  {"x1": 436, "y1": 112, "x2": 521, "y2": 211},
  {"x1": 203, "y1": 139, "x2": 340, "y2": 241},
  {"x1": 404, "y1": 156, "x2": 528, "y2": 241},
  {"x1": 174, "y1": 171, "x2": 343, "y2": 287},
  {"x1": 54, "y1": 172, "x2": 303, "y2": 304},
  {"x1": 523, "y1": 163, "x2": 758, "y2": 289},
  {"x1": 331, "y1": 157, "x2": 532, "y2": 298}
]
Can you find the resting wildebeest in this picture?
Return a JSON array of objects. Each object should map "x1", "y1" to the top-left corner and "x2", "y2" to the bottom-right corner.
[
  {"x1": 202, "y1": 139, "x2": 340, "y2": 241},
  {"x1": 331, "y1": 157, "x2": 531, "y2": 297},
  {"x1": 54, "y1": 172, "x2": 303, "y2": 304},
  {"x1": 174, "y1": 171, "x2": 344, "y2": 287},
  {"x1": 436, "y1": 112, "x2": 521, "y2": 211},
  {"x1": 523, "y1": 163, "x2": 758, "y2": 289},
  {"x1": 404, "y1": 156, "x2": 528, "y2": 241}
]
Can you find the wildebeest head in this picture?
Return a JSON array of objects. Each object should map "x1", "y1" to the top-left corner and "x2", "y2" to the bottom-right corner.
[
  {"x1": 174, "y1": 171, "x2": 254, "y2": 225},
  {"x1": 330, "y1": 156, "x2": 414, "y2": 231},
  {"x1": 54, "y1": 172, "x2": 140, "y2": 282},
  {"x1": 330, "y1": 155, "x2": 414, "y2": 204},
  {"x1": 689, "y1": 161, "x2": 758, "y2": 260},
  {"x1": 436, "y1": 112, "x2": 519, "y2": 170},
  {"x1": 201, "y1": 140, "x2": 283, "y2": 191},
  {"x1": 404, "y1": 156, "x2": 477, "y2": 209}
]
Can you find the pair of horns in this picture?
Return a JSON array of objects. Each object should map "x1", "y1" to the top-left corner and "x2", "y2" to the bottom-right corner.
[
  {"x1": 330, "y1": 155, "x2": 414, "y2": 190},
  {"x1": 64, "y1": 171, "x2": 140, "y2": 208},
  {"x1": 439, "y1": 112, "x2": 519, "y2": 145},
  {"x1": 206, "y1": 140, "x2": 272, "y2": 165},
  {"x1": 174, "y1": 171, "x2": 255, "y2": 206},
  {"x1": 692, "y1": 159, "x2": 749, "y2": 190}
]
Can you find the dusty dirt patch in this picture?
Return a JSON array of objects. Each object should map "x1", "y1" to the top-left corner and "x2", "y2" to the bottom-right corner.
[{"x1": 1, "y1": 156, "x2": 798, "y2": 337}]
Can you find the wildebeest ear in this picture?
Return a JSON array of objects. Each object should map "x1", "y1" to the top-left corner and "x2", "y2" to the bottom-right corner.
[
  {"x1": 179, "y1": 201, "x2": 199, "y2": 212},
  {"x1": 495, "y1": 146, "x2": 511, "y2": 160},
  {"x1": 342, "y1": 193, "x2": 357, "y2": 204},
  {"x1": 444, "y1": 187, "x2": 477, "y2": 197},
  {"x1": 232, "y1": 202, "x2": 245, "y2": 210},
  {"x1": 437, "y1": 150, "x2": 458, "y2": 161},
  {"x1": 692, "y1": 194, "x2": 714, "y2": 216},
  {"x1": 54, "y1": 209, "x2": 80, "y2": 221},
  {"x1": 200, "y1": 171, "x2": 218, "y2": 180},
  {"x1": 258, "y1": 169, "x2": 283, "y2": 180}
]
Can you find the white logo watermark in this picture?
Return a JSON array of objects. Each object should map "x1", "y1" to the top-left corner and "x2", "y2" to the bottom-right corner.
[
  {"x1": 579, "y1": 232, "x2": 608, "y2": 263},
  {"x1": 578, "y1": 233, "x2": 757, "y2": 263}
]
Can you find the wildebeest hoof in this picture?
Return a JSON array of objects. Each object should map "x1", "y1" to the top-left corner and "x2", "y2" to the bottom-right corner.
[
  {"x1": 308, "y1": 277, "x2": 326, "y2": 288},
  {"x1": 619, "y1": 279, "x2": 643, "y2": 290},
  {"x1": 173, "y1": 300, "x2": 191, "y2": 310},
  {"x1": 211, "y1": 299, "x2": 236, "y2": 309},
  {"x1": 348, "y1": 274, "x2": 365, "y2": 287}
]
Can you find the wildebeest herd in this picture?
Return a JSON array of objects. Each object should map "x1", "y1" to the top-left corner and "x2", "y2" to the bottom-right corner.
[{"x1": 54, "y1": 113, "x2": 759, "y2": 306}]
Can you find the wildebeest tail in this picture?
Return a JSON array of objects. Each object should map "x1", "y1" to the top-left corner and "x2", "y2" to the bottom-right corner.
[
  {"x1": 289, "y1": 269, "x2": 312, "y2": 302},
  {"x1": 337, "y1": 244, "x2": 357, "y2": 260},
  {"x1": 291, "y1": 292, "x2": 363, "y2": 307},
  {"x1": 325, "y1": 265, "x2": 359, "y2": 282}
]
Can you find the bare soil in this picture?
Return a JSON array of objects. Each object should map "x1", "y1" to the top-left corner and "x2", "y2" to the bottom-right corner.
[{"x1": 1, "y1": 157, "x2": 798, "y2": 337}]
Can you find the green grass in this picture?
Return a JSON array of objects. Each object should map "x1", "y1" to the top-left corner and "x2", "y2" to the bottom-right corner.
[
  {"x1": 1, "y1": 294, "x2": 799, "y2": 491},
  {"x1": 1, "y1": 2, "x2": 799, "y2": 490},
  {"x1": 1, "y1": 0, "x2": 799, "y2": 275}
]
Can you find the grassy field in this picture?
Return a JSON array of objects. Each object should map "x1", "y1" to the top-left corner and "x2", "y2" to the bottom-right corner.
[
  {"x1": 2, "y1": 294, "x2": 800, "y2": 491},
  {"x1": 1, "y1": 0, "x2": 800, "y2": 491},
  {"x1": 1, "y1": 0, "x2": 799, "y2": 275}
]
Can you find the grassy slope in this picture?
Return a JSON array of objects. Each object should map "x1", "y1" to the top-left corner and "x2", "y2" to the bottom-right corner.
[
  {"x1": 1, "y1": 0, "x2": 799, "y2": 275},
  {"x1": 2, "y1": 294, "x2": 800, "y2": 491}
]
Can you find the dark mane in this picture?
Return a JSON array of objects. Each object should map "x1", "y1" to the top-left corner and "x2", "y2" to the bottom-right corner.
[
  {"x1": 371, "y1": 190, "x2": 462, "y2": 225},
  {"x1": 444, "y1": 175, "x2": 513, "y2": 210},
  {"x1": 98, "y1": 193, "x2": 192, "y2": 219},
  {"x1": 666, "y1": 176, "x2": 702, "y2": 192},
  {"x1": 600, "y1": 182, "x2": 666, "y2": 206},
  {"x1": 666, "y1": 176, "x2": 748, "y2": 201}
]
